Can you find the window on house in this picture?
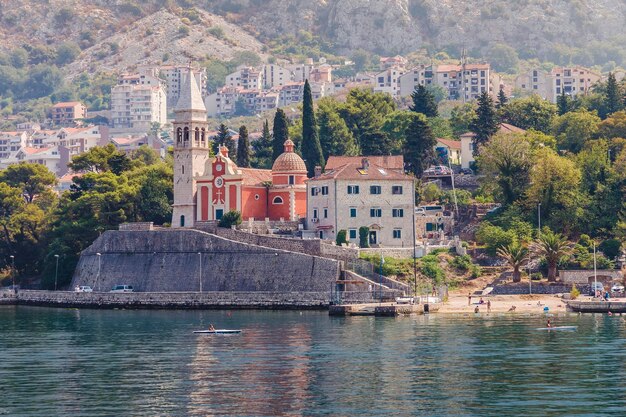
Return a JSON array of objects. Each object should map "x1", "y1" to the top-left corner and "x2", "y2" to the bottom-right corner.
[
  {"x1": 288, "y1": 175, "x2": 295, "y2": 185},
  {"x1": 311, "y1": 187, "x2": 319, "y2": 196},
  {"x1": 392, "y1": 208, "x2": 404, "y2": 218},
  {"x1": 321, "y1": 186, "x2": 329, "y2": 195},
  {"x1": 347, "y1": 185, "x2": 360, "y2": 194},
  {"x1": 370, "y1": 185, "x2": 381, "y2": 195},
  {"x1": 349, "y1": 229, "x2": 357, "y2": 240},
  {"x1": 273, "y1": 196, "x2": 283, "y2": 204},
  {"x1": 323, "y1": 208, "x2": 328, "y2": 218},
  {"x1": 350, "y1": 207, "x2": 357, "y2": 218},
  {"x1": 393, "y1": 229, "x2": 402, "y2": 239},
  {"x1": 313, "y1": 208, "x2": 318, "y2": 219},
  {"x1": 370, "y1": 208, "x2": 382, "y2": 217},
  {"x1": 392, "y1": 186, "x2": 403, "y2": 195}
]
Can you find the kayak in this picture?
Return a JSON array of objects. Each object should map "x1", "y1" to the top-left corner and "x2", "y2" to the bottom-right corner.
[
  {"x1": 193, "y1": 329, "x2": 242, "y2": 334},
  {"x1": 535, "y1": 326, "x2": 577, "y2": 331}
]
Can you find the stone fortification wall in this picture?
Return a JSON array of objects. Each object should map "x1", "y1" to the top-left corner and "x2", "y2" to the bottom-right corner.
[
  {"x1": 212, "y1": 227, "x2": 322, "y2": 256},
  {"x1": 560, "y1": 270, "x2": 623, "y2": 284},
  {"x1": 71, "y1": 229, "x2": 340, "y2": 293},
  {"x1": 15, "y1": 290, "x2": 331, "y2": 309}
]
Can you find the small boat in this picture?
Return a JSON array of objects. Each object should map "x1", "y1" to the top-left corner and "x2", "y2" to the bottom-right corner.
[
  {"x1": 193, "y1": 329, "x2": 242, "y2": 334},
  {"x1": 534, "y1": 326, "x2": 578, "y2": 331}
]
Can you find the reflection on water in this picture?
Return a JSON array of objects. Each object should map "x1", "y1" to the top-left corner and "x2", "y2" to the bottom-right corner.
[{"x1": 1, "y1": 307, "x2": 626, "y2": 416}]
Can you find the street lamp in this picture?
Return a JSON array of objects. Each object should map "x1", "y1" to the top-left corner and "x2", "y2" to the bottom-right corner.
[
  {"x1": 198, "y1": 252, "x2": 202, "y2": 293},
  {"x1": 9, "y1": 255, "x2": 15, "y2": 288},
  {"x1": 96, "y1": 253, "x2": 101, "y2": 292},
  {"x1": 54, "y1": 254, "x2": 59, "y2": 291},
  {"x1": 537, "y1": 203, "x2": 541, "y2": 232},
  {"x1": 593, "y1": 242, "x2": 598, "y2": 298}
]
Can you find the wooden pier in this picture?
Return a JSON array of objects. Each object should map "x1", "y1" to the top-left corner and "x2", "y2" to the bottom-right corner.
[{"x1": 329, "y1": 302, "x2": 440, "y2": 316}]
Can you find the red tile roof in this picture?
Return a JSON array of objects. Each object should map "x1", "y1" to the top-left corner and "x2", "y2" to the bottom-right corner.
[
  {"x1": 436, "y1": 138, "x2": 461, "y2": 150},
  {"x1": 21, "y1": 147, "x2": 53, "y2": 155},
  {"x1": 240, "y1": 168, "x2": 272, "y2": 186},
  {"x1": 52, "y1": 102, "x2": 83, "y2": 108},
  {"x1": 311, "y1": 160, "x2": 410, "y2": 182},
  {"x1": 325, "y1": 155, "x2": 404, "y2": 171}
]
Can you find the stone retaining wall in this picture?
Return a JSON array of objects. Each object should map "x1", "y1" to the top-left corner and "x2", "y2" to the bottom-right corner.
[
  {"x1": 560, "y1": 270, "x2": 623, "y2": 285},
  {"x1": 71, "y1": 229, "x2": 340, "y2": 293},
  {"x1": 15, "y1": 290, "x2": 331, "y2": 309},
  {"x1": 490, "y1": 283, "x2": 572, "y2": 295}
]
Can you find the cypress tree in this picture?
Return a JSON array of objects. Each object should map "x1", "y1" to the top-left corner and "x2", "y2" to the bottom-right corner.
[
  {"x1": 605, "y1": 72, "x2": 621, "y2": 117},
  {"x1": 403, "y1": 114, "x2": 436, "y2": 176},
  {"x1": 212, "y1": 123, "x2": 233, "y2": 155},
  {"x1": 496, "y1": 87, "x2": 508, "y2": 109},
  {"x1": 409, "y1": 85, "x2": 438, "y2": 117},
  {"x1": 252, "y1": 119, "x2": 273, "y2": 169},
  {"x1": 301, "y1": 79, "x2": 325, "y2": 176},
  {"x1": 272, "y1": 108, "x2": 289, "y2": 161},
  {"x1": 236, "y1": 125, "x2": 250, "y2": 167},
  {"x1": 469, "y1": 91, "x2": 498, "y2": 153},
  {"x1": 557, "y1": 89, "x2": 569, "y2": 115}
]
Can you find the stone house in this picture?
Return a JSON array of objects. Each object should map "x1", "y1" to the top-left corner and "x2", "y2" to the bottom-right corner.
[{"x1": 306, "y1": 156, "x2": 415, "y2": 248}]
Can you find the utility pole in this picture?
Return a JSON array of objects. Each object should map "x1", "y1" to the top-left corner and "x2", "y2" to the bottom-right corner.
[
  {"x1": 54, "y1": 254, "x2": 59, "y2": 291},
  {"x1": 537, "y1": 203, "x2": 541, "y2": 232},
  {"x1": 96, "y1": 253, "x2": 101, "y2": 292},
  {"x1": 10, "y1": 255, "x2": 15, "y2": 288}
]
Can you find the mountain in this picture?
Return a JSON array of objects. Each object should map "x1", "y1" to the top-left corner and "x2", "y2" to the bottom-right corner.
[{"x1": 1, "y1": 0, "x2": 625, "y2": 75}]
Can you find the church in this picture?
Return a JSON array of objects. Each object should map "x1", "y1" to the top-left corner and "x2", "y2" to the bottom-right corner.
[{"x1": 171, "y1": 69, "x2": 307, "y2": 228}]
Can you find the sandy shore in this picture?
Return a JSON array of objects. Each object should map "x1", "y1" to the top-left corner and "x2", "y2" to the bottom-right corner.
[{"x1": 440, "y1": 293, "x2": 570, "y2": 314}]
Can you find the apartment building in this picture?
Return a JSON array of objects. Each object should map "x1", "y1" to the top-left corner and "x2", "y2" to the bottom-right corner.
[
  {"x1": 373, "y1": 67, "x2": 403, "y2": 96},
  {"x1": 263, "y1": 64, "x2": 290, "y2": 89},
  {"x1": 515, "y1": 67, "x2": 601, "y2": 103},
  {"x1": 160, "y1": 65, "x2": 207, "y2": 109},
  {"x1": 433, "y1": 64, "x2": 490, "y2": 101},
  {"x1": 306, "y1": 155, "x2": 415, "y2": 248},
  {"x1": 225, "y1": 67, "x2": 263, "y2": 90},
  {"x1": 379, "y1": 56, "x2": 408, "y2": 70},
  {"x1": 0, "y1": 131, "x2": 28, "y2": 160},
  {"x1": 51, "y1": 102, "x2": 86, "y2": 126},
  {"x1": 13, "y1": 146, "x2": 70, "y2": 176},
  {"x1": 110, "y1": 84, "x2": 167, "y2": 131},
  {"x1": 398, "y1": 66, "x2": 433, "y2": 97}
]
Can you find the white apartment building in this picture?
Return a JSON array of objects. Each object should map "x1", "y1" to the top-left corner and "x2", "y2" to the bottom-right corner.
[
  {"x1": 160, "y1": 65, "x2": 207, "y2": 109},
  {"x1": 398, "y1": 66, "x2": 433, "y2": 97},
  {"x1": 515, "y1": 67, "x2": 601, "y2": 103},
  {"x1": 306, "y1": 156, "x2": 415, "y2": 248},
  {"x1": 0, "y1": 131, "x2": 28, "y2": 160},
  {"x1": 110, "y1": 84, "x2": 167, "y2": 132},
  {"x1": 13, "y1": 146, "x2": 70, "y2": 176},
  {"x1": 373, "y1": 67, "x2": 403, "y2": 96},
  {"x1": 433, "y1": 64, "x2": 490, "y2": 101},
  {"x1": 263, "y1": 64, "x2": 290, "y2": 89},
  {"x1": 225, "y1": 67, "x2": 263, "y2": 91}
]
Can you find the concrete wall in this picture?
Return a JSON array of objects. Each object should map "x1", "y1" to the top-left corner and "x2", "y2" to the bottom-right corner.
[
  {"x1": 560, "y1": 270, "x2": 623, "y2": 285},
  {"x1": 71, "y1": 229, "x2": 340, "y2": 293}
]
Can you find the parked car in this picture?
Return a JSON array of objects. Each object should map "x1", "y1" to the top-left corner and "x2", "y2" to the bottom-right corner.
[
  {"x1": 611, "y1": 283, "x2": 624, "y2": 293},
  {"x1": 110, "y1": 285, "x2": 134, "y2": 293},
  {"x1": 415, "y1": 205, "x2": 444, "y2": 216},
  {"x1": 74, "y1": 285, "x2": 93, "y2": 293},
  {"x1": 589, "y1": 282, "x2": 604, "y2": 296}
]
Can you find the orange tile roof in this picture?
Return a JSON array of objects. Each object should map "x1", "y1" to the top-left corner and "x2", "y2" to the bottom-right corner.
[
  {"x1": 21, "y1": 147, "x2": 53, "y2": 155},
  {"x1": 499, "y1": 123, "x2": 526, "y2": 133},
  {"x1": 311, "y1": 160, "x2": 410, "y2": 181},
  {"x1": 436, "y1": 138, "x2": 461, "y2": 149},
  {"x1": 52, "y1": 101, "x2": 82, "y2": 108},
  {"x1": 240, "y1": 168, "x2": 272, "y2": 186},
  {"x1": 325, "y1": 155, "x2": 404, "y2": 171}
]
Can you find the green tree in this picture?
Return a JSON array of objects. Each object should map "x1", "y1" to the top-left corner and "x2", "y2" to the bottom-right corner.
[
  {"x1": 359, "y1": 226, "x2": 370, "y2": 248},
  {"x1": 496, "y1": 87, "x2": 508, "y2": 109},
  {"x1": 301, "y1": 80, "x2": 325, "y2": 176},
  {"x1": 409, "y1": 85, "x2": 438, "y2": 117},
  {"x1": 55, "y1": 42, "x2": 81, "y2": 66},
  {"x1": 317, "y1": 98, "x2": 358, "y2": 160},
  {"x1": 336, "y1": 230, "x2": 348, "y2": 246},
  {"x1": 68, "y1": 144, "x2": 132, "y2": 174},
  {"x1": 381, "y1": 110, "x2": 417, "y2": 154},
  {"x1": 551, "y1": 108, "x2": 600, "y2": 153},
  {"x1": 22, "y1": 64, "x2": 64, "y2": 100},
  {"x1": 449, "y1": 103, "x2": 476, "y2": 137},
  {"x1": 0, "y1": 163, "x2": 56, "y2": 203},
  {"x1": 477, "y1": 133, "x2": 533, "y2": 205},
  {"x1": 597, "y1": 110, "x2": 626, "y2": 139},
  {"x1": 500, "y1": 95, "x2": 557, "y2": 133},
  {"x1": 605, "y1": 72, "x2": 622, "y2": 117},
  {"x1": 487, "y1": 43, "x2": 519, "y2": 73},
  {"x1": 272, "y1": 108, "x2": 289, "y2": 161},
  {"x1": 557, "y1": 89, "x2": 570, "y2": 116},
  {"x1": 236, "y1": 125, "x2": 251, "y2": 168},
  {"x1": 128, "y1": 163, "x2": 173, "y2": 225},
  {"x1": 475, "y1": 222, "x2": 518, "y2": 256},
  {"x1": 530, "y1": 229, "x2": 574, "y2": 281},
  {"x1": 218, "y1": 210, "x2": 242, "y2": 228},
  {"x1": 497, "y1": 243, "x2": 528, "y2": 282},
  {"x1": 526, "y1": 148, "x2": 585, "y2": 233},
  {"x1": 403, "y1": 113, "x2": 436, "y2": 176},
  {"x1": 469, "y1": 91, "x2": 498, "y2": 152},
  {"x1": 252, "y1": 119, "x2": 273, "y2": 169}
]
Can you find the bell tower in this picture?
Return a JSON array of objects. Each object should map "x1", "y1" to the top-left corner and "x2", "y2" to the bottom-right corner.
[{"x1": 171, "y1": 68, "x2": 209, "y2": 228}]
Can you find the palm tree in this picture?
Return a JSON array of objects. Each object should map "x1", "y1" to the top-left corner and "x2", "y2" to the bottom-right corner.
[
  {"x1": 530, "y1": 230, "x2": 574, "y2": 282},
  {"x1": 497, "y1": 243, "x2": 528, "y2": 283}
]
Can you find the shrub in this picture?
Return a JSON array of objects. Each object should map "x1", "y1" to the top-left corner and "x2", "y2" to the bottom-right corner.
[
  {"x1": 178, "y1": 25, "x2": 190, "y2": 37},
  {"x1": 419, "y1": 255, "x2": 446, "y2": 285},
  {"x1": 570, "y1": 284, "x2": 580, "y2": 300},
  {"x1": 208, "y1": 26, "x2": 224, "y2": 39},
  {"x1": 359, "y1": 226, "x2": 369, "y2": 248},
  {"x1": 475, "y1": 222, "x2": 517, "y2": 256},
  {"x1": 599, "y1": 239, "x2": 622, "y2": 260},
  {"x1": 469, "y1": 264, "x2": 482, "y2": 279},
  {"x1": 218, "y1": 210, "x2": 242, "y2": 228},
  {"x1": 336, "y1": 230, "x2": 348, "y2": 246}
]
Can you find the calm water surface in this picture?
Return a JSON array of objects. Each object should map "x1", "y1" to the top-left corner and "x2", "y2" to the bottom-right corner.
[{"x1": 1, "y1": 306, "x2": 625, "y2": 416}]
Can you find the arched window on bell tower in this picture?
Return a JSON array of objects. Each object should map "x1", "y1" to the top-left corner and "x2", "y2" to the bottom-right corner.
[
  {"x1": 176, "y1": 128, "x2": 182, "y2": 145},
  {"x1": 183, "y1": 127, "x2": 189, "y2": 144},
  {"x1": 195, "y1": 127, "x2": 200, "y2": 146},
  {"x1": 201, "y1": 128, "x2": 206, "y2": 146}
]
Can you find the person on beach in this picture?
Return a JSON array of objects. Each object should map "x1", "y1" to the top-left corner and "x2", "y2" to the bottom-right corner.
[
  {"x1": 487, "y1": 300, "x2": 491, "y2": 313},
  {"x1": 547, "y1": 319, "x2": 551, "y2": 328},
  {"x1": 508, "y1": 305, "x2": 516, "y2": 312},
  {"x1": 479, "y1": 297, "x2": 484, "y2": 304},
  {"x1": 468, "y1": 292, "x2": 472, "y2": 305},
  {"x1": 474, "y1": 306, "x2": 479, "y2": 313}
]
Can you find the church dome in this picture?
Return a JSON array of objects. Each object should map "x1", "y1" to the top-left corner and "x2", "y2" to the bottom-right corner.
[{"x1": 272, "y1": 140, "x2": 307, "y2": 172}]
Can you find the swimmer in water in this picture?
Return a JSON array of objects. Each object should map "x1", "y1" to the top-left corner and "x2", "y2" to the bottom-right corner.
[{"x1": 547, "y1": 319, "x2": 552, "y2": 328}]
